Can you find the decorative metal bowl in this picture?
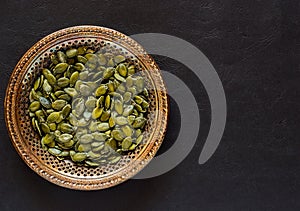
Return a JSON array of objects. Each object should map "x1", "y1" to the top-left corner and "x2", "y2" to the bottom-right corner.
[{"x1": 5, "y1": 26, "x2": 168, "y2": 190}]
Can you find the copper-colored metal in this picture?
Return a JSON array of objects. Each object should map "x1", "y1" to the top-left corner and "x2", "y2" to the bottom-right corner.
[{"x1": 5, "y1": 26, "x2": 168, "y2": 190}]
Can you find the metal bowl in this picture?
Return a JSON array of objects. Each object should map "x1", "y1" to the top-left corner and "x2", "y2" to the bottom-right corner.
[{"x1": 5, "y1": 26, "x2": 168, "y2": 190}]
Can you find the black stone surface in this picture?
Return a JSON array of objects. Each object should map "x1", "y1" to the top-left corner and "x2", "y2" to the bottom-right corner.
[{"x1": 0, "y1": 0, "x2": 299, "y2": 210}]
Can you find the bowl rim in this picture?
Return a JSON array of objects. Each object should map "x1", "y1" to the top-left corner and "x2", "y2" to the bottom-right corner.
[{"x1": 4, "y1": 25, "x2": 169, "y2": 190}]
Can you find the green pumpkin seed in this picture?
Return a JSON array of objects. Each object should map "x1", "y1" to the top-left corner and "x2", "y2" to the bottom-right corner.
[
  {"x1": 48, "y1": 148, "x2": 62, "y2": 156},
  {"x1": 80, "y1": 134, "x2": 94, "y2": 144},
  {"x1": 92, "y1": 144, "x2": 105, "y2": 152},
  {"x1": 107, "y1": 81, "x2": 115, "y2": 92},
  {"x1": 134, "y1": 95, "x2": 144, "y2": 104},
  {"x1": 53, "y1": 63, "x2": 68, "y2": 74},
  {"x1": 29, "y1": 101, "x2": 41, "y2": 112},
  {"x1": 85, "y1": 160, "x2": 100, "y2": 167},
  {"x1": 92, "y1": 107, "x2": 103, "y2": 119},
  {"x1": 85, "y1": 96, "x2": 96, "y2": 109},
  {"x1": 115, "y1": 116, "x2": 128, "y2": 125},
  {"x1": 97, "y1": 123, "x2": 110, "y2": 132},
  {"x1": 114, "y1": 99, "x2": 123, "y2": 115},
  {"x1": 121, "y1": 125, "x2": 133, "y2": 137},
  {"x1": 123, "y1": 105, "x2": 134, "y2": 116},
  {"x1": 74, "y1": 63, "x2": 85, "y2": 71},
  {"x1": 42, "y1": 79, "x2": 52, "y2": 92},
  {"x1": 100, "y1": 110, "x2": 111, "y2": 122},
  {"x1": 106, "y1": 138, "x2": 117, "y2": 150},
  {"x1": 64, "y1": 87, "x2": 78, "y2": 98},
  {"x1": 48, "y1": 123, "x2": 57, "y2": 131},
  {"x1": 77, "y1": 55, "x2": 88, "y2": 64},
  {"x1": 95, "y1": 85, "x2": 108, "y2": 97},
  {"x1": 103, "y1": 67, "x2": 115, "y2": 79},
  {"x1": 71, "y1": 152, "x2": 87, "y2": 162},
  {"x1": 60, "y1": 123, "x2": 74, "y2": 133},
  {"x1": 132, "y1": 117, "x2": 146, "y2": 128},
  {"x1": 97, "y1": 96, "x2": 105, "y2": 108},
  {"x1": 47, "y1": 112, "x2": 60, "y2": 123},
  {"x1": 58, "y1": 94, "x2": 71, "y2": 101},
  {"x1": 111, "y1": 129, "x2": 124, "y2": 141},
  {"x1": 58, "y1": 134, "x2": 73, "y2": 143},
  {"x1": 40, "y1": 123, "x2": 50, "y2": 134},
  {"x1": 57, "y1": 51, "x2": 67, "y2": 63},
  {"x1": 109, "y1": 116, "x2": 115, "y2": 128},
  {"x1": 122, "y1": 137, "x2": 132, "y2": 150},
  {"x1": 136, "y1": 134, "x2": 144, "y2": 145},
  {"x1": 79, "y1": 84, "x2": 92, "y2": 96},
  {"x1": 43, "y1": 133, "x2": 55, "y2": 145},
  {"x1": 93, "y1": 132, "x2": 109, "y2": 141},
  {"x1": 128, "y1": 65, "x2": 135, "y2": 75},
  {"x1": 52, "y1": 99, "x2": 67, "y2": 110},
  {"x1": 105, "y1": 95, "x2": 111, "y2": 109},
  {"x1": 116, "y1": 63, "x2": 127, "y2": 77},
  {"x1": 61, "y1": 104, "x2": 72, "y2": 119},
  {"x1": 70, "y1": 71, "x2": 79, "y2": 86},
  {"x1": 77, "y1": 47, "x2": 87, "y2": 55},
  {"x1": 50, "y1": 54, "x2": 59, "y2": 65},
  {"x1": 66, "y1": 49, "x2": 78, "y2": 58},
  {"x1": 57, "y1": 77, "x2": 70, "y2": 88},
  {"x1": 128, "y1": 144, "x2": 137, "y2": 151},
  {"x1": 87, "y1": 151, "x2": 101, "y2": 159},
  {"x1": 33, "y1": 77, "x2": 40, "y2": 90}
]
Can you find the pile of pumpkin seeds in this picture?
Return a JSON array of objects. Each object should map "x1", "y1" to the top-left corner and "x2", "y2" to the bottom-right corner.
[{"x1": 28, "y1": 46, "x2": 149, "y2": 167}]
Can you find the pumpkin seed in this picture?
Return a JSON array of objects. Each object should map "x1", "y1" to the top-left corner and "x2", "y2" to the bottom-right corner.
[
  {"x1": 66, "y1": 49, "x2": 78, "y2": 58},
  {"x1": 71, "y1": 152, "x2": 87, "y2": 162},
  {"x1": 52, "y1": 99, "x2": 67, "y2": 110},
  {"x1": 92, "y1": 107, "x2": 103, "y2": 119},
  {"x1": 53, "y1": 63, "x2": 68, "y2": 74},
  {"x1": 122, "y1": 137, "x2": 132, "y2": 150},
  {"x1": 95, "y1": 85, "x2": 107, "y2": 97},
  {"x1": 29, "y1": 101, "x2": 41, "y2": 112},
  {"x1": 97, "y1": 123, "x2": 110, "y2": 132},
  {"x1": 48, "y1": 148, "x2": 62, "y2": 156},
  {"x1": 57, "y1": 51, "x2": 67, "y2": 63}
]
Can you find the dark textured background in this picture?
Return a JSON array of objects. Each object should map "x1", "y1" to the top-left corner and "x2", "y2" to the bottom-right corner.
[{"x1": 1, "y1": 0, "x2": 300, "y2": 210}]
